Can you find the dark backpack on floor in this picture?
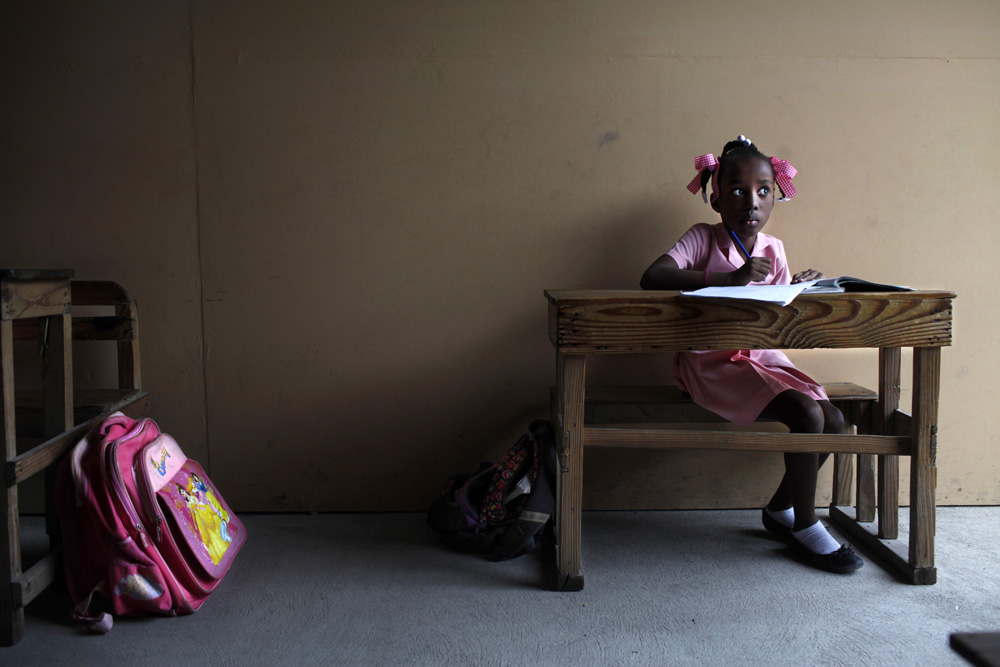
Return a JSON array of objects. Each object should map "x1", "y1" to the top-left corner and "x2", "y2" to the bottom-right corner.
[{"x1": 427, "y1": 419, "x2": 556, "y2": 560}]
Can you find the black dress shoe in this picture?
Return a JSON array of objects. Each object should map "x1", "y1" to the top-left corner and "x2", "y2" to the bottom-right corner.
[
  {"x1": 761, "y1": 508, "x2": 792, "y2": 537},
  {"x1": 788, "y1": 535, "x2": 864, "y2": 574}
]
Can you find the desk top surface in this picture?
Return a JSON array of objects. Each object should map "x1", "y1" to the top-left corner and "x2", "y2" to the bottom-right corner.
[
  {"x1": 545, "y1": 289, "x2": 956, "y2": 303},
  {"x1": 546, "y1": 289, "x2": 955, "y2": 352}
]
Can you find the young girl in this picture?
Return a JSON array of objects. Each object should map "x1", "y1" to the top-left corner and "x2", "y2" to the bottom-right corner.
[{"x1": 640, "y1": 135, "x2": 863, "y2": 574}]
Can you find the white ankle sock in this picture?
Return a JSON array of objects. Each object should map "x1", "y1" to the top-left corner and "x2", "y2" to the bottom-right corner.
[
  {"x1": 792, "y1": 520, "x2": 841, "y2": 555},
  {"x1": 765, "y1": 506, "x2": 794, "y2": 529}
]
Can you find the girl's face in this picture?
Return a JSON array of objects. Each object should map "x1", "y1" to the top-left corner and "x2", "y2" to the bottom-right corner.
[{"x1": 712, "y1": 156, "x2": 775, "y2": 242}]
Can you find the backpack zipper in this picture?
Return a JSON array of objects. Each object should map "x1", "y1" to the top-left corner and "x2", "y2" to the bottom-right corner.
[
  {"x1": 103, "y1": 419, "x2": 152, "y2": 549},
  {"x1": 133, "y1": 449, "x2": 165, "y2": 544}
]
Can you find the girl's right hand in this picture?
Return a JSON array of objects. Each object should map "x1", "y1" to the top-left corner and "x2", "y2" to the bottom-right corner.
[{"x1": 731, "y1": 257, "x2": 772, "y2": 285}]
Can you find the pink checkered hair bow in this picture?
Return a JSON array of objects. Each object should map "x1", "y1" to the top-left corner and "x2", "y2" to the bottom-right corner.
[
  {"x1": 771, "y1": 157, "x2": 797, "y2": 201},
  {"x1": 686, "y1": 153, "x2": 719, "y2": 203}
]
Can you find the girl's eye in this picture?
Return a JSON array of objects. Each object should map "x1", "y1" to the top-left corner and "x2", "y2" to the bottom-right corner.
[
  {"x1": 731, "y1": 188, "x2": 745, "y2": 196},
  {"x1": 758, "y1": 186, "x2": 770, "y2": 196}
]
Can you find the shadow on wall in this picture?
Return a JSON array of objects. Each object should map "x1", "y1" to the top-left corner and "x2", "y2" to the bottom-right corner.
[
  {"x1": 216, "y1": 197, "x2": 705, "y2": 512},
  {"x1": 384, "y1": 198, "x2": 723, "y2": 512},
  {"x1": 568, "y1": 197, "x2": 692, "y2": 387},
  {"x1": 216, "y1": 306, "x2": 551, "y2": 512},
  {"x1": 561, "y1": 196, "x2": 691, "y2": 292}
]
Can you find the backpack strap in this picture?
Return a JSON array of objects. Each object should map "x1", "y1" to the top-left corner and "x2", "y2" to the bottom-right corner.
[
  {"x1": 481, "y1": 434, "x2": 535, "y2": 525},
  {"x1": 71, "y1": 582, "x2": 114, "y2": 633},
  {"x1": 98, "y1": 410, "x2": 139, "y2": 440},
  {"x1": 491, "y1": 420, "x2": 557, "y2": 561}
]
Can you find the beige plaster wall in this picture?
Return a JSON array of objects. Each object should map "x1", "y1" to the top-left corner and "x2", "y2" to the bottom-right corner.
[{"x1": 2, "y1": 2, "x2": 997, "y2": 511}]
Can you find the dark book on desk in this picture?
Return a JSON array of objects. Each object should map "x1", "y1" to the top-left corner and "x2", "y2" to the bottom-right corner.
[{"x1": 802, "y1": 276, "x2": 912, "y2": 293}]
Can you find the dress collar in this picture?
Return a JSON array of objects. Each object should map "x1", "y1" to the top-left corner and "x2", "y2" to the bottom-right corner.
[{"x1": 712, "y1": 222, "x2": 773, "y2": 267}]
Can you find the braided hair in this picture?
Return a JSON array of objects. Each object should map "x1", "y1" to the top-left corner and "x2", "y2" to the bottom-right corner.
[{"x1": 698, "y1": 136, "x2": 788, "y2": 201}]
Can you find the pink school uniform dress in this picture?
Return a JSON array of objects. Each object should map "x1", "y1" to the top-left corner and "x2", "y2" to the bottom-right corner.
[{"x1": 666, "y1": 222, "x2": 828, "y2": 426}]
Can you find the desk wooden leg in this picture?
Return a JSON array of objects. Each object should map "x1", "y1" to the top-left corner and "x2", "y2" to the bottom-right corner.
[
  {"x1": 829, "y1": 346, "x2": 939, "y2": 585},
  {"x1": 831, "y1": 402, "x2": 857, "y2": 506},
  {"x1": 42, "y1": 313, "x2": 73, "y2": 547},
  {"x1": 910, "y1": 347, "x2": 939, "y2": 576},
  {"x1": 856, "y1": 455, "x2": 876, "y2": 522},
  {"x1": 832, "y1": 453, "x2": 853, "y2": 507},
  {"x1": 851, "y1": 386, "x2": 875, "y2": 521},
  {"x1": 554, "y1": 352, "x2": 586, "y2": 591},
  {"x1": 878, "y1": 347, "x2": 901, "y2": 539},
  {"x1": 1, "y1": 319, "x2": 23, "y2": 646}
]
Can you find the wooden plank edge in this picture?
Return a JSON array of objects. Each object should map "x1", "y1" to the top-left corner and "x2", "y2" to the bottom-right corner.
[
  {"x1": 828, "y1": 505, "x2": 936, "y2": 585},
  {"x1": 11, "y1": 316, "x2": 136, "y2": 341},
  {"x1": 0, "y1": 279, "x2": 71, "y2": 321},
  {"x1": 7, "y1": 392, "x2": 150, "y2": 486},
  {"x1": 585, "y1": 428, "x2": 910, "y2": 455},
  {"x1": 543, "y1": 289, "x2": 958, "y2": 304},
  {"x1": 11, "y1": 551, "x2": 59, "y2": 609},
  {"x1": 574, "y1": 382, "x2": 878, "y2": 403},
  {"x1": 893, "y1": 409, "x2": 912, "y2": 437},
  {"x1": 949, "y1": 633, "x2": 1000, "y2": 667}
]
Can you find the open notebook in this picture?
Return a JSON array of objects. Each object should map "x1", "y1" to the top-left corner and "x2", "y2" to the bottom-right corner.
[
  {"x1": 798, "y1": 276, "x2": 911, "y2": 294},
  {"x1": 680, "y1": 276, "x2": 912, "y2": 306}
]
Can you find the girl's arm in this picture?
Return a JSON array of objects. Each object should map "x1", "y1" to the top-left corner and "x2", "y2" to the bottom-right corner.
[{"x1": 640, "y1": 254, "x2": 772, "y2": 290}]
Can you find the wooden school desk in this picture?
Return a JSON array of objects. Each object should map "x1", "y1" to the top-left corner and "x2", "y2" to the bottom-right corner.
[
  {"x1": 545, "y1": 289, "x2": 955, "y2": 590},
  {"x1": 1, "y1": 270, "x2": 148, "y2": 645}
]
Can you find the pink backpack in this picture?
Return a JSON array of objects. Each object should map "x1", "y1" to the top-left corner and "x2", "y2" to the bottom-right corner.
[{"x1": 55, "y1": 412, "x2": 246, "y2": 632}]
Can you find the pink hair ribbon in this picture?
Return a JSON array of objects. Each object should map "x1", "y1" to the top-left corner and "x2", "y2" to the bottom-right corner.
[
  {"x1": 686, "y1": 153, "x2": 720, "y2": 203},
  {"x1": 771, "y1": 157, "x2": 798, "y2": 200}
]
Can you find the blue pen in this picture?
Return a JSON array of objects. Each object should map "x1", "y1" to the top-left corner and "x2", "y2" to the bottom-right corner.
[{"x1": 729, "y1": 229, "x2": 752, "y2": 261}]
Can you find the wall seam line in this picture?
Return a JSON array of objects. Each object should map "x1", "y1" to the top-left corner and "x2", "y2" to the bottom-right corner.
[{"x1": 189, "y1": 1, "x2": 212, "y2": 474}]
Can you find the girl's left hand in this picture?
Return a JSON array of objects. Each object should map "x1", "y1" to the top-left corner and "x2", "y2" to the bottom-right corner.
[{"x1": 792, "y1": 269, "x2": 825, "y2": 283}]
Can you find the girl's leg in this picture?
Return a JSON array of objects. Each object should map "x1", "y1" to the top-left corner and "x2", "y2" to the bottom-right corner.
[
  {"x1": 758, "y1": 391, "x2": 862, "y2": 571},
  {"x1": 759, "y1": 392, "x2": 844, "y2": 530}
]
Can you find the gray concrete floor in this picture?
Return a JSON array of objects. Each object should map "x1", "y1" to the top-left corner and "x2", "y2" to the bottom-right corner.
[{"x1": 6, "y1": 507, "x2": 999, "y2": 666}]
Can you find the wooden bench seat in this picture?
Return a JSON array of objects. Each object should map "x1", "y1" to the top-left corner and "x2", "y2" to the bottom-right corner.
[
  {"x1": 580, "y1": 382, "x2": 877, "y2": 425},
  {"x1": 13, "y1": 389, "x2": 146, "y2": 440},
  {"x1": 555, "y1": 382, "x2": 881, "y2": 523}
]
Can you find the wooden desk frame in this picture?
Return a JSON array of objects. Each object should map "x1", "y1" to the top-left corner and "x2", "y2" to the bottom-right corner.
[
  {"x1": 1, "y1": 272, "x2": 150, "y2": 646},
  {"x1": 545, "y1": 289, "x2": 954, "y2": 590}
]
